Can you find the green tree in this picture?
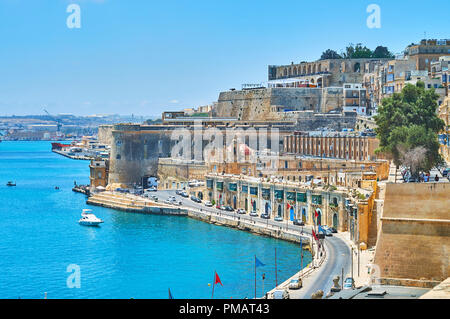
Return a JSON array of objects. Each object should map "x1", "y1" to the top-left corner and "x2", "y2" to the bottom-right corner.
[
  {"x1": 320, "y1": 49, "x2": 342, "y2": 60},
  {"x1": 374, "y1": 82, "x2": 445, "y2": 176},
  {"x1": 342, "y1": 43, "x2": 373, "y2": 59},
  {"x1": 372, "y1": 46, "x2": 395, "y2": 59}
]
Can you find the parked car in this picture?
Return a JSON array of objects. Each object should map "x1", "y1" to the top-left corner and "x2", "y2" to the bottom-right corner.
[
  {"x1": 150, "y1": 195, "x2": 158, "y2": 202},
  {"x1": 249, "y1": 211, "x2": 258, "y2": 217},
  {"x1": 330, "y1": 227, "x2": 337, "y2": 233},
  {"x1": 343, "y1": 277, "x2": 355, "y2": 290},
  {"x1": 260, "y1": 213, "x2": 270, "y2": 219},
  {"x1": 220, "y1": 206, "x2": 227, "y2": 211},
  {"x1": 321, "y1": 226, "x2": 333, "y2": 237},
  {"x1": 216, "y1": 205, "x2": 222, "y2": 210},
  {"x1": 224, "y1": 206, "x2": 234, "y2": 212},
  {"x1": 236, "y1": 208, "x2": 246, "y2": 214},
  {"x1": 190, "y1": 195, "x2": 201, "y2": 203},
  {"x1": 442, "y1": 168, "x2": 449, "y2": 177},
  {"x1": 180, "y1": 191, "x2": 189, "y2": 198},
  {"x1": 272, "y1": 289, "x2": 289, "y2": 299},
  {"x1": 204, "y1": 201, "x2": 213, "y2": 207},
  {"x1": 288, "y1": 278, "x2": 302, "y2": 290},
  {"x1": 317, "y1": 232, "x2": 326, "y2": 239},
  {"x1": 293, "y1": 219, "x2": 305, "y2": 226},
  {"x1": 274, "y1": 216, "x2": 283, "y2": 222},
  {"x1": 175, "y1": 189, "x2": 183, "y2": 195}
]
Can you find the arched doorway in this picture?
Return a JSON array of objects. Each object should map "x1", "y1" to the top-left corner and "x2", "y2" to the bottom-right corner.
[
  {"x1": 301, "y1": 207, "x2": 307, "y2": 223},
  {"x1": 290, "y1": 207, "x2": 295, "y2": 221},
  {"x1": 245, "y1": 198, "x2": 248, "y2": 211},
  {"x1": 265, "y1": 202, "x2": 269, "y2": 214},
  {"x1": 233, "y1": 196, "x2": 237, "y2": 209},
  {"x1": 277, "y1": 205, "x2": 282, "y2": 217},
  {"x1": 252, "y1": 200, "x2": 256, "y2": 212},
  {"x1": 333, "y1": 213, "x2": 338, "y2": 229},
  {"x1": 198, "y1": 192, "x2": 203, "y2": 200}
]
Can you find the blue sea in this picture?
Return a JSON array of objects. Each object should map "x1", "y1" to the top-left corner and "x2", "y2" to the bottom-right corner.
[{"x1": 0, "y1": 141, "x2": 311, "y2": 299}]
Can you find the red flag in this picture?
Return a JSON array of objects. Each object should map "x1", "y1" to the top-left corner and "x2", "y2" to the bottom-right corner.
[
  {"x1": 314, "y1": 209, "x2": 318, "y2": 218},
  {"x1": 312, "y1": 229, "x2": 318, "y2": 241},
  {"x1": 214, "y1": 271, "x2": 223, "y2": 286},
  {"x1": 286, "y1": 203, "x2": 291, "y2": 210}
]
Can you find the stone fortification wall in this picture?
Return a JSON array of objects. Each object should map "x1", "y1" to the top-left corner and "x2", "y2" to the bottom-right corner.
[
  {"x1": 98, "y1": 124, "x2": 114, "y2": 146},
  {"x1": 108, "y1": 124, "x2": 173, "y2": 185},
  {"x1": 214, "y1": 88, "x2": 344, "y2": 121},
  {"x1": 374, "y1": 183, "x2": 450, "y2": 287}
]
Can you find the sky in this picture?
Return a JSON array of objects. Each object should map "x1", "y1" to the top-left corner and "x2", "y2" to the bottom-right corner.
[{"x1": 0, "y1": 0, "x2": 448, "y2": 117}]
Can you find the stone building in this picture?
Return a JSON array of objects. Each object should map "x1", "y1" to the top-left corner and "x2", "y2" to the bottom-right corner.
[
  {"x1": 404, "y1": 39, "x2": 450, "y2": 72},
  {"x1": 268, "y1": 58, "x2": 390, "y2": 88},
  {"x1": 157, "y1": 158, "x2": 207, "y2": 190},
  {"x1": 283, "y1": 131, "x2": 380, "y2": 161},
  {"x1": 89, "y1": 159, "x2": 109, "y2": 188},
  {"x1": 205, "y1": 173, "x2": 350, "y2": 232}
]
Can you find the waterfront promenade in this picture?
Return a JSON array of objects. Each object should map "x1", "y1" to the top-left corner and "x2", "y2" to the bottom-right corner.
[{"x1": 86, "y1": 189, "x2": 353, "y2": 298}]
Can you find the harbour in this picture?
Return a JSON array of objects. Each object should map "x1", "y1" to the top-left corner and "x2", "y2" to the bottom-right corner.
[{"x1": 0, "y1": 141, "x2": 310, "y2": 299}]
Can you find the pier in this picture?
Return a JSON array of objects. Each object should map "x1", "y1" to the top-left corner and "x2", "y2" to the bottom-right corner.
[{"x1": 86, "y1": 191, "x2": 188, "y2": 216}]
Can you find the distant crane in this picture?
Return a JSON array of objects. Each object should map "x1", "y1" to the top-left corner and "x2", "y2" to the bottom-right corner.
[{"x1": 43, "y1": 109, "x2": 62, "y2": 132}]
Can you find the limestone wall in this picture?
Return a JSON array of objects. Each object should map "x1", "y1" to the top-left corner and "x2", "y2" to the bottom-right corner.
[
  {"x1": 214, "y1": 88, "x2": 344, "y2": 121},
  {"x1": 374, "y1": 183, "x2": 450, "y2": 286},
  {"x1": 98, "y1": 124, "x2": 114, "y2": 146},
  {"x1": 108, "y1": 124, "x2": 173, "y2": 185}
]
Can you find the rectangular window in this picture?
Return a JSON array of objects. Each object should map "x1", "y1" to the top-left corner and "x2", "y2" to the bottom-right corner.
[
  {"x1": 274, "y1": 190, "x2": 284, "y2": 199},
  {"x1": 241, "y1": 185, "x2": 248, "y2": 193},
  {"x1": 312, "y1": 195, "x2": 322, "y2": 205},
  {"x1": 250, "y1": 187, "x2": 258, "y2": 196},
  {"x1": 286, "y1": 192, "x2": 295, "y2": 201},
  {"x1": 228, "y1": 183, "x2": 237, "y2": 192},
  {"x1": 262, "y1": 188, "x2": 270, "y2": 199},
  {"x1": 216, "y1": 182, "x2": 223, "y2": 191},
  {"x1": 206, "y1": 179, "x2": 213, "y2": 189},
  {"x1": 297, "y1": 192, "x2": 307, "y2": 202}
]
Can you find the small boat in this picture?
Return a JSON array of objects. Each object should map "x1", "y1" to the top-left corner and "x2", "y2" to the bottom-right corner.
[
  {"x1": 6, "y1": 181, "x2": 16, "y2": 187},
  {"x1": 79, "y1": 209, "x2": 104, "y2": 226}
]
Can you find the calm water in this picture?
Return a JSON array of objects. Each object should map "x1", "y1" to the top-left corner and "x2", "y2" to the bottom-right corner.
[{"x1": 0, "y1": 141, "x2": 311, "y2": 299}]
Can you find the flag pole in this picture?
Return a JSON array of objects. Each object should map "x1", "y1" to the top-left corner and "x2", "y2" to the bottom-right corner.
[
  {"x1": 254, "y1": 255, "x2": 257, "y2": 299},
  {"x1": 275, "y1": 248, "x2": 278, "y2": 287},
  {"x1": 212, "y1": 271, "x2": 216, "y2": 299},
  {"x1": 300, "y1": 237, "x2": 303, "y2": 276}
]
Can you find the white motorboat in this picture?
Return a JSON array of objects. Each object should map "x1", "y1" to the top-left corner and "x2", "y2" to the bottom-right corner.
[{"x1": 79, "y1": 209, "x2": 104, "y2": 226}]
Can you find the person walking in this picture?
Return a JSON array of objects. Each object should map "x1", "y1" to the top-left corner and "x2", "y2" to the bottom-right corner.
[{"x1": 435, "y1": 174, "x2": 439, "y2": 182}]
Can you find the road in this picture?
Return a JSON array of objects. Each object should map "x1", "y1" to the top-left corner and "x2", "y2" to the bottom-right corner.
[
  {"x1": 149, "y1": 189, "x2": 352, "y2": 298},
  {"x1": 295, "y1": 235, "x2": 351, "y2": 298}
]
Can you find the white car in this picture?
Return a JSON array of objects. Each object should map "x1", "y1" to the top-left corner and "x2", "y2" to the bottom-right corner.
[
  {"x1": 272, "y1": 289, "x2": 289, "y2": 299},
  {"x1": 249, "y1": 212, "x2": 258, "y2": 217},
  {"x1": 236, "y1": 209, "x2": 246, "y2": 214},
  {"x1": 274, "y1": 216, "x2": 283, "y2": 222},
  {"x1": 288, "y1": 278, "x2": 302, "y2": 290},
  {"x1": 204, "y1": 201, "x2": 213, "y2": 207}
]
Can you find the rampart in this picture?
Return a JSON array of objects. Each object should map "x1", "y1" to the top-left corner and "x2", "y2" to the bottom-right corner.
[{"x1": 374, "y1": 183, "x2": 450, "y2": 287}]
